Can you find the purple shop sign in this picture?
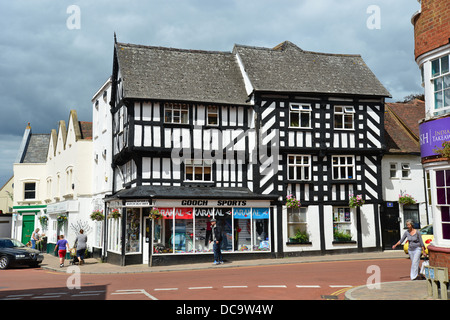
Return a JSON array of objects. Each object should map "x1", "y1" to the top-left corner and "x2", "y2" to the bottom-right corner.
[{"x1": 419, "y1": 116, "x2": 450, "y2": 158}]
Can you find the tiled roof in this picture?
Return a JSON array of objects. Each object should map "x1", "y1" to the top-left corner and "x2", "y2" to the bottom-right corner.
[
  {"x1": 22, "y1": 134, "x2": 50, "y2": 163},
  {"x1": 234, "y1": 41, "x2": 391, "y2": 97},
  {"x1": 384, "y1": 99, "x2": 425, "y2": 154},
  {"x1": 79, "y1": 121, "x2": 92, "y2": 140},
  {"x1": 115, "y1": 42, "x2": 250, "y2": 105}
]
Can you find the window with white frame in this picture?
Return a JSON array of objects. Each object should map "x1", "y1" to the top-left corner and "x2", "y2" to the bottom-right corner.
[
  {"x1": 389, "y1": 162, "x2": 411, "y2": 180},
  {"x1": 390, "y1": 163, "x2": 397, "y2": 179},
  {"x1": 288, "y1": 155, "x2": 311, "y2": 181},
  {"x1": 164, "y1": 103, "x2": 189, "y2": 124},
  {"x1": 107, "y1": 210, "x2": 122, "y2": 253},
  {"x1": 289, "y1": 104, "x2": 311, "y2": 128},
  {"x1": 332, "y1": 156, "x2": 355, "y2": 180},
  {"x1": 287, "y1": 207, "x2": 308, "y2": 241},
  {"x1": 207, "y1": 106, "x2": 219, "y2": 126},
  {"x1": 431, "y1": 54, "x2": 450, "y2": 114},
  {"x1": 401, "y1": 163, "x2": 411, "y2": 179},
  {"x1": 333, "y1": 207, "x2": 353, "y2": 241},
  {"x1": 185, "y1": 159, "x2": 212, "y2": 182},
  {"x1": 334, "y1": 106, "x2": 355, "y2": 130},
  {"x1": 436, "y1": 170, "x2": 450, "y2": 240},
  {"x1": 24, "y1": 182, "x2": 36, "y2": 200}
]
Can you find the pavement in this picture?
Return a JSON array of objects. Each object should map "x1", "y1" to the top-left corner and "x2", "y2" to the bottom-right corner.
[{"x1": 39, "y1": 250, "x2": 448, "y2": 300}]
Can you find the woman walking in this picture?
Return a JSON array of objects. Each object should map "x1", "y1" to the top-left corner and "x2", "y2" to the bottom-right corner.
[{"x1": 392, "y1": 220, "x2": 426, "y2": 280}]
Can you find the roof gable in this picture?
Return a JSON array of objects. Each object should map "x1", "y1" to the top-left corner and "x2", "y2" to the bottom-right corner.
[
  {"x1": 384, "y1": 100, "x2": 425, "y2": 154},
  {"x1": 234, "y1": 41, "x2": 391, "y2": 97},
  {"x1": 115, "y1": 42, "x2": 250, "y2": 105}
]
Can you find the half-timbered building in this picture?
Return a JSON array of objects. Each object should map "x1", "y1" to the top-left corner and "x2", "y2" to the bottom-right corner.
[{"x1": 105, "y1": 39, "x2": 391, "y2": 266}]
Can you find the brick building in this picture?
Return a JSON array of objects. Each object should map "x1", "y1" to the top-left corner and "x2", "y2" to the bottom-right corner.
[{"x1": 413, "y1": 0, "x2": 450, "y2": 277}]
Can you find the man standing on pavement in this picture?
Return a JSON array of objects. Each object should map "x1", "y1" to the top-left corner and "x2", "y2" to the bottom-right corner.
[{"x1": 210, "y1": 219, "x2": 223, "y2": 265}]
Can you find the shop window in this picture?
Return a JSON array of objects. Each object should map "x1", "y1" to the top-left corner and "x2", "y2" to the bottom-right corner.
[
  {"x1": 215, "y1": 208, "x2": 233, "y2": 252},
  {"x1": 174, "y1": 208, "x2": 194, "y2": 253},
  {"x1": 334, "y1": 106, "x2": 355, "y2": 130},
  {"x1": 426, "y1": 171, "x2": 432, "y2": 205},
  {"x1": 332, "y1": 155, "x2": 355, "y2": 180},
  {"x1": 287, "y1": 207, "x2": 308, "y2": 241},
  {"x1": 153, "y1": 208, "x2": 174, "y2": 254},
  {"x1": 153, "y1": 206, "x2": 269, "y2": 254},
  {"x1": 288, "y1": 155, "x2": 311, "y2": 181},
  {"x1": 233, "y1": 208, "x2": 252, "y2": 251},
  {"x1": 24, "y1": 182, "x2": 36, "y2": 200},
  {"x1": 125, "y1": 208, "x2": 141, "y2": 253},
  {"x1": 252, "y1": 208, "x2": 270, "y2": 251},
  {"x1": 333, "y1": 207, "x2": 353, "y2": 242},
  {"x1": 194, "y1": 208, "x2": 214, "y2": 253},
  {"x1": 436, "y1": 170, "x2": 450, "y2": 205},
  {"x1": 289, "y1": 104, "x2": 311, "y2": 128},
  {"x1": 441, "y1": 206, "x2": 450, "y2": 240}
]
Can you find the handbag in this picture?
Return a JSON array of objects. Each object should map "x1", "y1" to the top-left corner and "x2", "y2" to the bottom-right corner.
[{"x1": 420, "y1": 259, "x2": 429, "y2": 275}]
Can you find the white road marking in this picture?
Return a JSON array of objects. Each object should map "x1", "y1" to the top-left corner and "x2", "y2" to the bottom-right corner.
[
  {"x1": 154, "y1": 288, "x2": 178, "y2": 291},
  {"x1": 258, "y1": 285, "x2": 287, "y2": 288},
  {"x1": 329, "y1": 285, "x2": 352, "y2": 288},
  {"x1": 112, "y1": 289, "x2": 158, "y2": 300},
  {"x1": 223, "y1": 286, "x2": 248, "y2": 289},
  {"x1": 188, "y1": 286, "x2": 213, "y2": 290},
  {"x1": 296, "y1": 285, "x2": 321, "y2": 288}
]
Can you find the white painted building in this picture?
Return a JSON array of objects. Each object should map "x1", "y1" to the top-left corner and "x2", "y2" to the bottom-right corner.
[
  {"x1": 91, "y1": 78, "x2": 113, "y2": 257},
  {"x1": 381, "y1": 100, "x2": 428, "y2": 249},
  {"x1": 12, "y1": 124, "x2": 49, "y2": 245},
  {"x1": 43, "y1": 110, "x2": 93, "y2": 250}
]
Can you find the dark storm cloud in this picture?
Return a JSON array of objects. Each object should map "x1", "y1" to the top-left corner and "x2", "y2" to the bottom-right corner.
[{"x1": 0, "y1": 0, "x2": 422, "y2": 186}]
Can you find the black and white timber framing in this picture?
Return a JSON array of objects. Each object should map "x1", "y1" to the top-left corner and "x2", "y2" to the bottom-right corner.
[{"x1": 107, "y1": 38, "x2": 391, "y2": 264}]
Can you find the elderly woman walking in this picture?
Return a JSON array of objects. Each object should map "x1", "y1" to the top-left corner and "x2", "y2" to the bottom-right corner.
[{"x1": 392, "y1": 219, "x2": 426, "y2": 280}]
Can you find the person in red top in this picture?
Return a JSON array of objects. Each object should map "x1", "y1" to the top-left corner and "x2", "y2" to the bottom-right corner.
[{"x1": 54, "y1": 235, "x2": 70, "y2": 268}]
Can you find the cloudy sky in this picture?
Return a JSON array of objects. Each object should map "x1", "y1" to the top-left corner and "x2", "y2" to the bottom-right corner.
[{"x1": 0, "y1": 0, "x2": 422, "y2": 187}]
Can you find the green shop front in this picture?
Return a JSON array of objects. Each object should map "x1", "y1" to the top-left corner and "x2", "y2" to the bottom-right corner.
[
  {"x1": 104, "y1": 186, "x2": 278, "y2": 266},
  {"x1": 12, "y1": 205, "x2": 46, "y2": 246}
]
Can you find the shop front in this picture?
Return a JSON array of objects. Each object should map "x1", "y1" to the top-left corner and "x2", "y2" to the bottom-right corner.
[{"x1": 104, "y1": 186, "x2": 278, "y2": 266}]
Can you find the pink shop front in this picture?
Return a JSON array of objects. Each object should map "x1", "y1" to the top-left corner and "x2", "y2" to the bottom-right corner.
[{"x1": 104, "y1": 199, "x2": 274, "y2": 266}]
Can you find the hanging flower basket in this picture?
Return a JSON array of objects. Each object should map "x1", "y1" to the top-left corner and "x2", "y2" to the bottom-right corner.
[
  {"x1": 90, "y1": 210, "x2": 105, "y2": 221},
  {"x1": 57, "y1": 214, "x2": 67, "y2": 227},
  {"x1": 399, "y1": 193, "x2": 416, "y2": 205},
  {"x1": 109, "y1": 208, "x2": 121, "y2": 220},
  {"x1": 286, "y1": 194, "x2": 301, "y2": 209},
  {"x1": 39, "y1": 215, "x2": 48, "y2": 227},
  {"x1": 349, "y1": 194, "x2": 364, "y2": 208},
  {"x1": 150, "y1": 209, "x2": 162, "y2": 220}
]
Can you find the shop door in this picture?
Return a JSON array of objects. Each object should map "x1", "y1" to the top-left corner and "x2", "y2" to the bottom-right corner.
[
  {"x1": 380, "y1": 202, "x2": 401, "y2": 250},
  {"x1": 21, "y1": 215, "x2": 35, "y2": 245},
  {"x1": 143, "y1": 217, "x2": 152, "y2": 265}
]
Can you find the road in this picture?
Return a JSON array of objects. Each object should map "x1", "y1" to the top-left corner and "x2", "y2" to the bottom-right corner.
[{"x1": 0, "y1": 257, "x2": 411, "y2": 301}]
